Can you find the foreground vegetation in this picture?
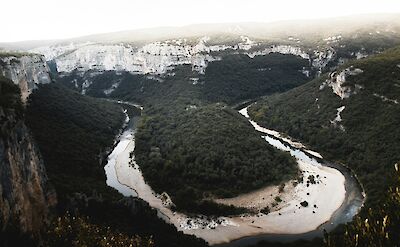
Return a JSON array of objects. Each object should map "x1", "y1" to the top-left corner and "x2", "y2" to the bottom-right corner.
[
  {"x1": 44, "y1": 213, "x2": 154, "y2": 247},
  {"x1": 325, "y1": 164, "x2": 400, "y2": 247}
]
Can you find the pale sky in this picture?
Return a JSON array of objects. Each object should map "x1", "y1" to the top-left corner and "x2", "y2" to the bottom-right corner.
[{"x1": 2, "y1": 0, "x2": 400, "y2": 42}]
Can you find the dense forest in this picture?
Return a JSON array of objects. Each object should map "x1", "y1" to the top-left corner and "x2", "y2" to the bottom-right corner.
[
  {"x1": 202, "y1": 53, "x2": 310, "y2": 104},
  {"x1": 25, "y1": 83, "x2": 208, "y2": 247},
  {"x1": 26, "y1": 83, "x2": 125, "y2": 202},
  {"x1": 135, "y1": 102, "x2": 297, "y2": 214}
]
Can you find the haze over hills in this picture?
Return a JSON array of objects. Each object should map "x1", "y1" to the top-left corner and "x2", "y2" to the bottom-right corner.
[
  {"x1": 0, "y1": 13, "x2": 400, "y2": 247},
  {"x1": 1, "y1": 13, "x2": 400, "y2": 50}
]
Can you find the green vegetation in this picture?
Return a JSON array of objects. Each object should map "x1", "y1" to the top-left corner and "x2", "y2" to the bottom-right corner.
[
  {"x1": 249, "y1": 46, "x2": 400, "y2": 207},
  {"x1": 202, "y1": 53, "x2": 309, "y2": 104},
  {"x1": 136, "y1": 103, "x2": 297, "y2": 214},
  {"x1": 25, "y1": 83, "x2": 125, "y2": 202}
]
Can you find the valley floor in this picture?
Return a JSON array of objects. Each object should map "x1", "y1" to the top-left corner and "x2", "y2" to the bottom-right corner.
[{"x1": 105, "y1": 107, "x2": 354, "y2": 245}]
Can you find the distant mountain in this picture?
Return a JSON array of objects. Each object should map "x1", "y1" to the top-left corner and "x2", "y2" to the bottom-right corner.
[{"x1": 1, "y1": 13, "x2": 400, "y2": 50}]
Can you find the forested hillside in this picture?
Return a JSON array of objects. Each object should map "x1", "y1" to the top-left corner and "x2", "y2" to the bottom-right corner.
[
  {"x1": 202, "y1": 53, "x2": 309, "y2": 103},
  {"x1": 26, "y1": 83, "x2": 125, "y2": 201},
  {"x1": 249, "y1": 46, "x2": 400, "y2": 207},
  {"x1": 25, "y1": 83, "x2": 208, "y2": 247}
]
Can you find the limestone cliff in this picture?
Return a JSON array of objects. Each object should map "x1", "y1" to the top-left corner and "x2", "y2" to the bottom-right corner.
[
  {"x1": 0, "y1": 54, "x2": 51, "y2": 103},
  {"x1": 0, "y1": 76, "x2": 56, "y2": 243}
]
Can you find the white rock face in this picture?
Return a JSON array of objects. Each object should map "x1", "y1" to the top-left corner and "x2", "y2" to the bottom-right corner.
[
  {"x1": 0, "y1": 55, "x2": 51, "y2": 102},
  {"x1": 320, "y1": 67, "x2": 363, "y2": 99},
  {"x1": 37, "y1": 37, "x2": 229, "y2": 75},
  {"x1": 331, "y1": 106, "x2": 346, "y2": 131},
  {"x1": 30, "y1": 36, "x2": 343, "y2": 81},
  {"x1": 55, "y1": 44, "x2": 139, "y2": 73},
  {"x1": 312, "y1": 48, "x2": 335, "y2": 73},
  {"x1": 246, "y1": 45, "x2": 310, "y2": 59}
]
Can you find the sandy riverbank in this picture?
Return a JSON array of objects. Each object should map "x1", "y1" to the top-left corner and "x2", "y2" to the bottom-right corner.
[{"x1": 109, "y1": 108, "x2": 347, "y2": 245}]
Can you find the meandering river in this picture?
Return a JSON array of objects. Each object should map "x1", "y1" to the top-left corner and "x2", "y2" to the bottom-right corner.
[{"x1": 104, "y1": 104, "x2": 364, "y2": 246}]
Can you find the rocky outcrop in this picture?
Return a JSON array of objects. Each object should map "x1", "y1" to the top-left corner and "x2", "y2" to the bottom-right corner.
[
  {"x1": 0, "y1": 55, "x2": 51, "y2": 103},
  {"x1": 0, "y1": 112, "x2": 56, "y2": 235},
  {"x1": 320, "y1": 66, "x2": 364, "y2": 99},
  {"x1": 246, "y1": 45, "x2": 310, "y2": 60}
]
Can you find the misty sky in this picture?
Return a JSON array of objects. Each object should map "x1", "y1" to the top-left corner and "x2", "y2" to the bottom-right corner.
[{"x1": 3, "y1": 0, "x2": 400, "y2": 42}]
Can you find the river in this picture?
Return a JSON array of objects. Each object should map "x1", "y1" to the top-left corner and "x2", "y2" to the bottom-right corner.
[{"x1": 104, "y1": 104, "x2": 364, "y2": 246}]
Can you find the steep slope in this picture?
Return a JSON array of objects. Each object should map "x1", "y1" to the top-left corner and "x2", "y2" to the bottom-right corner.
[
  {"x1": 249, "y1": 46, "x2": 400, "y2": 206},
  {"x1": 25, "y1": 83, "x2": 125, "y2": 202},
  {"x1": 0, "y1": 76, "x2": 56, "y2": 246}
]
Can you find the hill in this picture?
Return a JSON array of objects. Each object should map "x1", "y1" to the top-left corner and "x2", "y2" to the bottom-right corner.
[{"x1": 248, "y1": 46, "x2": 400, "y2": 206}]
